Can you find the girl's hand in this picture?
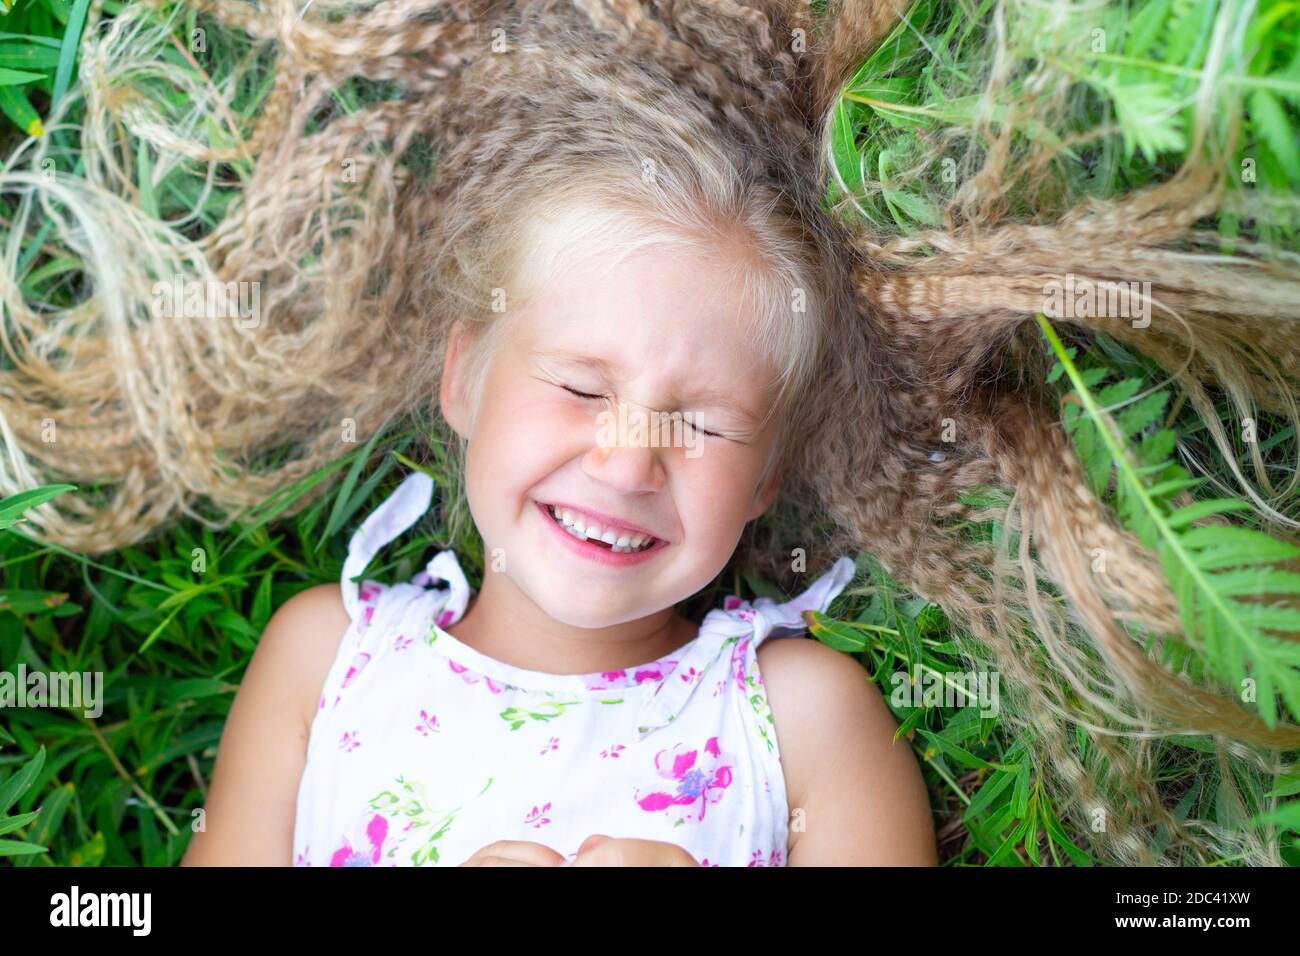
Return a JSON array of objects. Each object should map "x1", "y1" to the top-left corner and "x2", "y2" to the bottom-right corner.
[
  {"x1": 568, "y1": 834, "x2": 700, "y2": 867},
  {"x1": 458, "y1": 840, "x2": 566, "y2": 866}
]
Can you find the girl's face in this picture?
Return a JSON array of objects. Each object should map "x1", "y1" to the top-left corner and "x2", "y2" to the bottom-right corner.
[{"x1": 440, "y1": 243, "x2": 786, "y2": 630}]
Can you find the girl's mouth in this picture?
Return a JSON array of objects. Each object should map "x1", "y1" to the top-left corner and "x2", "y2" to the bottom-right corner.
[{"x1": 534, "y1": 501, "x2": 668, "y2": 565}]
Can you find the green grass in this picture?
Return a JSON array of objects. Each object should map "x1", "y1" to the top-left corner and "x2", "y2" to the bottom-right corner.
[{"x1": 2, "y1": 0, "x2": 1299, "y2": 867}]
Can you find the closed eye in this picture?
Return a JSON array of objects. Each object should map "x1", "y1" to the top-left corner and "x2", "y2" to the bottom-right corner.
[
  {"x1": 561, "y1": 384, "x2": 606, "y2": 401},
  {"x1": 682, "y1": 418, "x2": 727, "y2": 439},
  {"x1": 561, "y1": 384, "x2": 730, "y2": 440}
]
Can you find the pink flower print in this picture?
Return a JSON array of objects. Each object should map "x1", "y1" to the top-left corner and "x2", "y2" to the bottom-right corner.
[
  {"x1": 676, "y1": 665, "x2": 700, "y2": 685},
  {"x1": 340, "y1": 652, "x2": 372, "y2": 691},
  {"x1": 358, "y1": 582, "x2": 382, "y2": 604},
  {"x1": 525, "y1": 802, "x2": 553, "y2": 828},
  {"x1": 437, "y1": 608, "x2": 456, "y2": 628},
  {"x1": 747, "y1": 848, "x2": 783, "y2": 867},
  {"x1": 633, "y1": 662, "x2": 670, "y2": 684},
  {"x1": 583, "y1": 670, "x2": 628, "y2": 691},
  {"x1": 340, "y1": 731, "x2": 361, "y2": 752},
  {"x1": 540, "y1": 736, "x2": 559, "y2": 756},
  {"x1": 724, "y1": 596, "x2": 742, "y2": 611},
  {"x1": 329, "y1": 813, "x2": 388, "y2": 867},
  {"x1": 737, "y1": 608, "x2": 756, "y2": 623},
  {"x1": 448, "y1": 659, "x2": 506, "y2": 693},
  {"x1": 295, "y1": 848, "x2": 311, "y2": 866},
  {"x1": 600, "y1": 743, "x2": 626, "y2": 759},
  {"x1": 394, "y1": 634, "x2": 413, "y2": 652},
  {"x1": 360, "y1": 604, "x2": 376, "y2": 632},
  {"x1": 699, "y1": 857, "x2": 721, "y2": 867},
  {"x1": 415, "y1": 710, "x2": 440, "y2": 735},
  {"x1": 634, "y1": 737, "x2": 736, "y2": 823}
]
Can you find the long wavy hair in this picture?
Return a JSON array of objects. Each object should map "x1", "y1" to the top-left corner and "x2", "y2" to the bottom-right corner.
[{"x1": 2, "y1": 0, "x2": 1298, "y2": 865}]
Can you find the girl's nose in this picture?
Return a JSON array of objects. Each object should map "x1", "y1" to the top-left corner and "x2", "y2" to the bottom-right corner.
[
  {"x1": 581, "y1": 441, "x2": 666, "y2": 494},
  {"x1": 581, "y1": 404, "x2": 667, "y2": 493}
]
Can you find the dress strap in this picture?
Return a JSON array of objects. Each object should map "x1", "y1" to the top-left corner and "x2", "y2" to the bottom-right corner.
[
  {"x1": 744, "y1": 555, "x2": 857, "y2": 643},
  {"x1": 634, "y1": 555, "x2": 857, "y2": 738},
  {"x1": 340, "y1": 471, "x2": 435, "y2": 623},
  {"x1": 422, "y1": 548, "x2": 473, "y2": 629}
]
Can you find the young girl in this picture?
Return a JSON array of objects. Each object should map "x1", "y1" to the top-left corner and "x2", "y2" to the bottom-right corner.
[
  {"x1": 6, "y1": 0, "x2": 1299, "y2": 867},
  {"x1": 180, "y1": 232, "x2": 938, "y2": 866}
]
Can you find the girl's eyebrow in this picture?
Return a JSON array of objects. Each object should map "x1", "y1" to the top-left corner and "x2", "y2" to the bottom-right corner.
[{"x1": 537, "y1": 348, "x2": 765, "y2": 428}]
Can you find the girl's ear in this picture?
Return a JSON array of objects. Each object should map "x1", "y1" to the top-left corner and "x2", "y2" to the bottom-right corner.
[{"x1": 439, "y1": 319, "x2": 474, "y2": 439}]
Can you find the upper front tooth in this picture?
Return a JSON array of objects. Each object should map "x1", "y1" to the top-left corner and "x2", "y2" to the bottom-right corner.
[{"x1": 555, "y1": 506, "x2": 650, "y2": 543}]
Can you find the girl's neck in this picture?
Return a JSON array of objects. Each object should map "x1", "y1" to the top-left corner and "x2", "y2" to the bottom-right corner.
[{"x1": 443, "y1": 566, "x2": 700, "y2": 676}]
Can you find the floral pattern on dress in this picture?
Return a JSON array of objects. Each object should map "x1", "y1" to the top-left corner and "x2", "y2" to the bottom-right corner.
[
  {"x1": 329, "y1": 813, "x2": 388, "y2": 867},
  {"x1": 634, "y1": 736, "x2": 736, "y2": 824},
  {"x1": 364, "y1": 775, "x2": 488, "y2": 866},
  {"x1": 448, "y1": 659, "x2": 508, "y2": 693},
  {"x1": 499, "y1": 696, "x2": 586, "y2": 730},
  {"x1": 723, "y1": 632, "x2": 780, "y2": 755}
]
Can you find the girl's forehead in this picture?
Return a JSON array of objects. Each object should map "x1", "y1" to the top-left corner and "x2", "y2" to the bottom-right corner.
[
  {"x1": 514, "y1": 269, "x2": 754, "y2": 352},
  {"x1": 504, "y1": 244, "x2": 780, "y2": 392},
  {"x1": 517, "y1": 305, "x2": 769, "y2": 381},
  {"x1": 519, "y1": 243, "x2": 753, "y2": 330}
]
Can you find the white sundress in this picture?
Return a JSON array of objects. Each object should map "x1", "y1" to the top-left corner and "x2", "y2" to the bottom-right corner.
[{"x1": 291, "y1": 471, "x2": 856, "y2": 867}]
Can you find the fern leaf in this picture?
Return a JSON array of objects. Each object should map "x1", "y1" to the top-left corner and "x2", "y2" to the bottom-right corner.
[{"x1": 1039, "y1": 314, "x2": 1300, "y2": 729}]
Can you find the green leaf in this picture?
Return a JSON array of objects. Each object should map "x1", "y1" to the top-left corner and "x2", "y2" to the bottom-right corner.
[
  {"x1": 0, "y1": 82, "x2": 41, "y2": 135},
  {"x1": 1248, "y1": 799, "x2": 1300, "y2": 833},
  {"x1": 830, "y1": 98, "x2": 867, "y2": 198},
  {"x1": 1165, "y1": 498, "x2": 1253, "y2": 529},
  {"x1": 0, "y1": 809, "x2": 41, "y2": 836},
  {"x1": 0, "y1": 44, "x2": 61, "y2": 70},
  {"x1": 0, "y1": 747, "x2": 45, "y2": 816},
  {"x1": 0, "y1": 67, "x2": 44, "y2": 86},
  {"x1": 1124, "y1": 0, "x2": 1173, "y2": 59},
  {"x1": 1100, "y1": 77, "x2": 1186, "y2": 163},
  {"x1": 805, "y1": 612, "x2": 873, "y2": 652},
  {"x1": 1115, "y1": 391, "x2": 1169, "y2": 437},
  {"x1": 1250, "y1": 89, "x2": 1300, "y2": 182},
  {"x1": 0, "y1": 839, "x2": 50, "y2": 857},
  {"x1": 51, "y1": 0, "x2": 94, "y2": 112},
  {"x1": 883, "y1": 187, "x2": 944, "y2": 227},
  {"x1": 916, "y1": 727, "x2": 998, "y2": 770}
]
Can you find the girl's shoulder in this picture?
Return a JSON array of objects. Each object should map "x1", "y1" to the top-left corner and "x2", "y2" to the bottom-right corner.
[{"x1": 257, "y1": 582, "x2": 353, "y2": 733}]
